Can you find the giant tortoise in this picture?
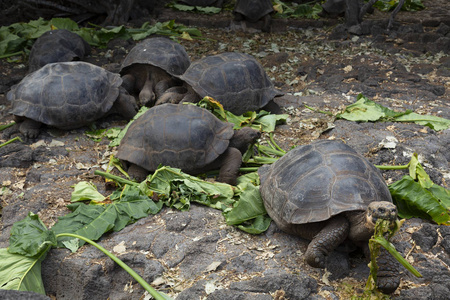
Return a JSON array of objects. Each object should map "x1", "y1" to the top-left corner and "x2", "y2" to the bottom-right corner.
[
  {"x1": 258, "y1": 139, "x2": 400, "y2": 294},
  {"x1": 120, "y1": 37, "x2": 191, "y2": 106},
  {"x1": 156, "y1": 52, "x2": 282, "y2": 115},
  {"x1": 28, "y1": 29, "x2": 91, "y2": 72},
  {"x1": 116, "y1": 103, "x2": 260, "y2": 185},
  {"x1": 234, "y1": 0, "x2": 274, "y2": 32},
  {"x1": 7, "y1": 61, "x2": 137, "y2": 138}
]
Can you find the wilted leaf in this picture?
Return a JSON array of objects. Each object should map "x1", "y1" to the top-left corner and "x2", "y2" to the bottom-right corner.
[
  {"x1": 71, "y1": 182, "x2": 106, "y2": 203},
  {"x1": 8, "y1": 212, "x2": 57, "y2": 257}
]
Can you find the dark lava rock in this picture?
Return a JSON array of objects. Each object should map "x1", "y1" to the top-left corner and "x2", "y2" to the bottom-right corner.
[
  {"x1": 0, "y1": 290, "x2": 51, "y2": 300},
  {"x1": 230, "y1": 271, "x2": 317, "y2": 299}
]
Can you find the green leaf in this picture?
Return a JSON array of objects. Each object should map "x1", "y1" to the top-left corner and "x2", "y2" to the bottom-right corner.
[
  {"x1": 0, "y1": 248, "x2": 48, "y2": 294},
  {"x1": 394, "y1": 112, "x2": 450, "y2": 131},
  {"x1": 389, "y1": 175, "x2": 450, "y2": 225},
  {"x1": 336, "y1": 94, "x2": 449, "y2": 131},
  {"x1": 194, "y1": 97, "x2": 286, "y2": 132},
  {"x1": 253, "y1": 112, "x2": 289, "y2": 132},
  {"x1": 237, "y1": 214, "x2": 272, "y2": 234},
  {"x1": 407, "y1": 153, "x2": 433, "y2": 189},
  {"x1": 171, "y1": 3, "x2": 196, "y2": 11},
  {"x1": 50, "y1": 18, "x2": 79, "y2": 31},
  {"x1": 336, "y1": 94, "x2": 403, "y2": 121},
  {"x1": 225, "y1": 183, "x2": 267, "y2": 225},
  {"x1": 51, "y1": 203, "x2": 116, "y2": 249},
  {"x1": 71, "y1": 181, "x2": 106, "y2": 203},
  {"x1": 110, "y1": 185, "x2": 163, "y2": 231},
  {"x1": 147, "y1": 166, "x2": 235, "y2": 210},
  {"x1": 8, "y1": 212, "x2": 57, "y2": 257},
  {"x1": 195, "y1": 6, "x2": 221, "y2": 14}
]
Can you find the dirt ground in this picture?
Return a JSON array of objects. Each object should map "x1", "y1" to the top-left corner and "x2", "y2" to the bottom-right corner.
[{"x1": 1, "y1": 1, "x2": 450, "y2": 299}]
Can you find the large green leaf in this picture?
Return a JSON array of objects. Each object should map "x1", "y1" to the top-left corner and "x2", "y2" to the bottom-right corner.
[
  {"x1": 8, "y1": 213, "x2": 57, "y2": 257},
  {"x1": 337, "y1": 94, "x2": 449, "y2": 131},
  {"x1": 0, "y1": 248, "x2": 48, "y2": 294},
  {"x1": 336, "y1": 94, "x2": 407, "y2": 121},
  {"x1": 394, "y1": 112, "x2": 450, "y2": 131},
  {"x1": 389, "y1": 175, "x2": 450, "y2": 225},
  {"x1": 109, "y1": 185, "x2": 163, "y2": 231},
  {"x1": 225, "y1": 183, "x2": 266, "y2": 225},
  {"x1": 51, "y1": 203, "x2": 116, "y2": 249}
]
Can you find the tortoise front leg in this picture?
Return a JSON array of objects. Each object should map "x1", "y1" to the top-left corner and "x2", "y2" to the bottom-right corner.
[
  {"x1": 18, "y1": 118, "x2": 42, "y2": 139},
  {"x1": 155, "y1": 78, "x2": 180, "y2": 99},
  {"x1": 305, "y1": 215, "x2": 350, "y2": 268},
  {"x1": 375, "y1": 247, "x2": 401, "y2": 294},
  {"x1": 121, "y1": 73, "x2": 136, "y2": 94},
  {"x1": 217, "y1": 147, "x2": 242, "y2": 186},
  {"x1": 139, "y1": 77, "x2": 156, "y2": 107}
]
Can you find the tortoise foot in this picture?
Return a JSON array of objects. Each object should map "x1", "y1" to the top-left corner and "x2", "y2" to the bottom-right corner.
[{"x1": 376, "y1": 247, "x2": 400, "y2": 294}]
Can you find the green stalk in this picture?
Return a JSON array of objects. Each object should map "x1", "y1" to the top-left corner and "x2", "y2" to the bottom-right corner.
[
  {"x1": 94, "y1": 170, "x2": 138, "y2": 186},
  {"x1": 304, "y1": 104, "x2": 334, "y2": 116},
  {"x1": 257, "y1": 145, "x2": 286, "y2": 157},
  {"x1": 374, "y1": 164, "x2": 409, "y2": 170},
  {"x1": 371, "y1": 236, "x2": 422, "y2": 278},
  {"x1": 0, "y1": 136, "x2": 23, "y2": 148},
  {"x1": 0, "y1": 122, "x2": 15, "y2": 131},
  {"x1": 0, "y1": 51, "x2": 23, "y2": 59},
  {"x1": 56, "y1": 233, "x2": 171, "y2": 300},
  {"x1": 239, "y1": 167, "x2": 260, "y2": 172},
  {"x1": 269, "y1": 133, "x2": 286, "y2": 154}
]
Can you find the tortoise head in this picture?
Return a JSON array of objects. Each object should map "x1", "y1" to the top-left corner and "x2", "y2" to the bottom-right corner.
[{"x1": 366, "y1": 201, "x2": 398, "y2": 228}]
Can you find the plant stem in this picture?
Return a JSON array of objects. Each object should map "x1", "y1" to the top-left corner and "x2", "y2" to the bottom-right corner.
[
  {"x1": 56, "y1": 233, "x2": 170, "y2": 300},
  {"x1": 0, "y1": 51, "x2": 23, "y2": 59},
  {"x1": 374, "y1": 164, "x2": 409, "y2": 170},
  {"x1": 239, "y1": 167, "x2": 260, "y2": 172},
  {"x1": 269, "y1": 133, "x2": 286, "y2": 154},
  {"x1": 304, "y1": 104, "x2": 334, "y2": 116},
  {"x1": 0, "y1": 122, "x2": 15, "y2": 131},
  {"x1": 0, "y1": 136, "x2": 23, "y2": 148},
  {"x1": 94, "y1": 170, "x2": 138, "y2": 186}
]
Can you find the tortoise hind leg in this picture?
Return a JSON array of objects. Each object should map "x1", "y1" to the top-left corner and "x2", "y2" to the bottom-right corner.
[{"x1": 305, "y1": 215, "x2": 350, "y2": 268}]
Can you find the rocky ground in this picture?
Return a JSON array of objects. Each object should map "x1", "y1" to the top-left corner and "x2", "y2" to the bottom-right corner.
[{"x1": 1, "y1": 1, "x2": 450, "y2": 299}]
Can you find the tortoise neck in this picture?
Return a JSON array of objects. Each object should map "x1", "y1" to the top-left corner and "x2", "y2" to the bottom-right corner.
[{"x1": 345, "y1": 210, "x2": 373, "y2": 242}]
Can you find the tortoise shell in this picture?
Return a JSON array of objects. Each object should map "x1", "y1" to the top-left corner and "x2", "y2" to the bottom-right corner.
[
  {"x1": 120, "y1": 37, "x2": 190, "y2": 77},
  {"x1": 258, "y1": 140, "x2": 393, "y2": 225},
  {"x1": 116, "y1": 103, "x2": 234, "y2": 172},
  {"x1": 178, "y1": 52, "x2": 281, "y2": 115},
  {"x1": 28, "y1": 29, "x2": 91, "y2": 72},
  {"x1": 234, "y1": 0, "x2": 274, "y2": 22},
  {"x1": 178, "y1": 0, "x2": 222, "y2": 6},
  {"x1": 7, "y1": 61, "x2": 121, "y2": 130}
]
